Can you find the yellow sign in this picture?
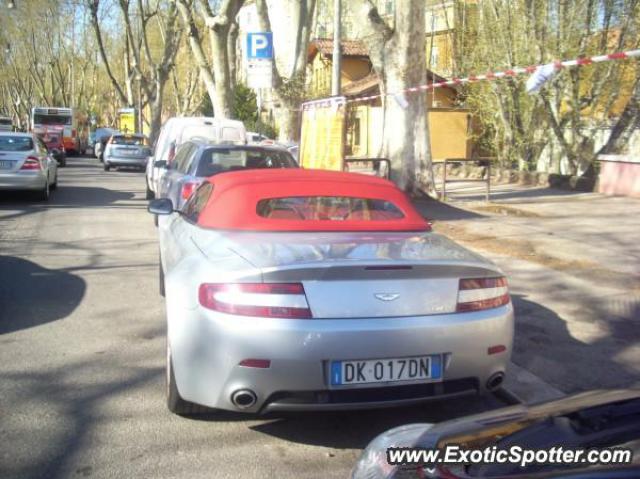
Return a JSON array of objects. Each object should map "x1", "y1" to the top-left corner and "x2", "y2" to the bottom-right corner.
[
  {"x1": 117, "y1": 108, "x2": 136, "y2": 134},
  {"x1": 299, "y1": 97, "x2": 346, "y2": 171}
]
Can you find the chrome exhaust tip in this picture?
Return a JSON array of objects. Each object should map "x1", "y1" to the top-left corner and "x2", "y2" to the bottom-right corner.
[
  {"x1": 231, "y1": 389, "x2": 257, "y2": 409},
  {"x1": 486, "y1": 372, "x2": 505, "y2": 392}
]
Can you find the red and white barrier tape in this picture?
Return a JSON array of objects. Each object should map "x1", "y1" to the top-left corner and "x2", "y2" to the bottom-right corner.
[{"x1": 348, "y1": 49, "x2": 640, "y2": 104}]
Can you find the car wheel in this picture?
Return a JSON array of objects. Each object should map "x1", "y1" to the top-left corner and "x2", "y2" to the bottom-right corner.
[
  {"x1": 37, "y1": 178, "x2": 50, "y2": 201},
  {"x1": 104, "y1": 163, "x2": 110, "y2": 171},
  {"x1": 146, "y1": 182, "x2": 155, "y2": 200},
  {"x1": 59, "y1": 157, "x2": 66, "y2": 167},
  {"x1": 159, "y1": 255, "x2": 165, "y2": 297},
  {"x1": 166, "y1": 344, "x2": 208, "y2": 415}
]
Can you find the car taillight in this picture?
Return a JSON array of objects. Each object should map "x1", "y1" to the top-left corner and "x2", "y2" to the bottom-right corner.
[
  {"x1": 20, "y1": 156, "x2": 41, "y2": 170},
  {"x1": 181, "y1": 181, "x2": 198, "y2": 200},
  {"x1": 198, "y1": 283, "x2": 312, "y2": 319},
  {"x1": 456, "y1": 277, "x2": 510, "y2": 312}
]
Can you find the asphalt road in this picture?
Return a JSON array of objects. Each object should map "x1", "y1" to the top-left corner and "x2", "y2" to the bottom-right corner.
[{"x1": 0, "y1": 157, "x2": 508, "y2": 479}]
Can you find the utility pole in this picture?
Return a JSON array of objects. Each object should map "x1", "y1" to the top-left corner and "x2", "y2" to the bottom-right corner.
[{"x1": 331, "y1": 0, "x2": 341, "y2": 96}]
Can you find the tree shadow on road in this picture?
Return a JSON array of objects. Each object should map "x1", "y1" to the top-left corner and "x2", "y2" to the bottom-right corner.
[
  {"x1": 0, "y1": 255, "x2": 86, "y2": 334},
  {"x1": 413, "y1": 198, "x2": 485, "y2": 222},
  {"x1": 246, "y1": 394, "x2": 501, "y2": 450},
  {"x1": 511, "y1": 293, "x2": 640, "y2": 393},
  {"x1": 0, "y1": 187, "x2": 140, "y2": 225}
]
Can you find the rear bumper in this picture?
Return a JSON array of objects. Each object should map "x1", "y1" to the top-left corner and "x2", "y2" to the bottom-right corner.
[
  {"x1": 262, "y1": 378, "x2": 480, "y2": 412},
  {"x1": 105, "y1": 156, "x2": 147, "y2": 167},
  {"x1": 167, "y1": 297, "x2": 514, "y2": 413},
  {"x1": 63, "y1": 138, "x2": 77, "y2": 151},
  {"x1": 0, "y1": 172, "x2": 47, "y2": 190}
]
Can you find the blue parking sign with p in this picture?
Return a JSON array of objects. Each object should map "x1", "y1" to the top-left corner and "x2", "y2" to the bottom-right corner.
[{"x1": 247, "y1": 32, "x2": 273, "y2": 60}]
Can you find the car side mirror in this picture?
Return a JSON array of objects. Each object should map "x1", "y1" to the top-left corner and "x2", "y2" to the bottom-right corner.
[
  {"x1": 154, "y1": 160, "x2": 168, "y2": 169},
  {"x1": 148, "y1": 198, "x2": 174, "y2": 215}
]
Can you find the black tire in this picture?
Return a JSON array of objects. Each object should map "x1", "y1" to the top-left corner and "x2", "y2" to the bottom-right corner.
[
  {"x1": 37, "y1": 179, "x2": 50, "y2": 201},
  {"x1": 104, "y1": 163, "x2": 110, "y2": 171},
  {"x1": 167, "y1": 344, "x2": 208, "y2": 415},
  {"x1": 59, "y1": 157, "x2": 66, "y2": 167},
  {"x1": 159, "y1": 256, "x2": 165, "y2": 297}
]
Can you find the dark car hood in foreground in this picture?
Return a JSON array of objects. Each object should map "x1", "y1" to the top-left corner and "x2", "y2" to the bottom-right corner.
[
  {"x1": 414, "y1": 389, "x2": 640, "y2": 478},
  {"x1": 416, "y1": 389, "x2": 640, "y2": 449}
]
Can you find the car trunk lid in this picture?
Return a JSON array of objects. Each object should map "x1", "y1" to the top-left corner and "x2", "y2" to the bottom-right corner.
[
  {"x1": 194, "y1": 231, "x2": 503, "y2": 319},
  {"x1": 0, "y1": 150, "x2": 36, "y2": 172}
]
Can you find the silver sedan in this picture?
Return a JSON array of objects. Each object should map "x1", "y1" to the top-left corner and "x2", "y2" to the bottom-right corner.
[
  {"x1": 149, "y1": 169, "x2": 514, "y2": 415},
  {"x1": 103, "y1": 134, "x2": 150, "y2": 171},
  {"x1": 0, "y1": 132, "x2": 58, "y2": 200}
]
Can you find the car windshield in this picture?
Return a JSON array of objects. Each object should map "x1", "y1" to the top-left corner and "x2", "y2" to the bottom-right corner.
[
  {"x1": 111, "y1": 135, "x2": 147, "y2": 146},
  {"x1": 0, "y1": 136, "x2": 33, "y2": 151},
  {"x1": 196, "y1": 148, "x2": 297, "y2": 176},
  {"x1": 256, "y1": 196, "x2": 405, "y2": 221}
]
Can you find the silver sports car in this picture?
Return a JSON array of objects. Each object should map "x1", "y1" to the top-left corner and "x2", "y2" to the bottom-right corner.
[{"x1": 149, "y1": 169, "x2": 514, "y2": 415}]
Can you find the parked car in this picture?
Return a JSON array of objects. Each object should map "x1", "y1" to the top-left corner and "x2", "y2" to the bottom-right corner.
[
  {"x1": 0, "y1": 132, "x2": 58, "y2": 200},
  {"x1": 156, "y1": 142, "x2": 298, "y2": 211},
  {"x1": 36, "y1": 129, "x2": 66, "y2": 167},
  {"x1": 0, "y1": 116, "x2": 14, "y2": 132},
  {"x1": 246, "y1": 131, "x2": 271, "y2": 144},
  {"x1": 87, "y1": 130, "x2": 97, "y2": 151},
  {"x1": 352, "y1": 389, "x2": 640, "y2": 479},
  {"x1": 148, "y1": 169, "x2": 513, "y2": 415},
  {"x1": 103, "y1": 134, "x2": 151, "y2": 171},
  {"x1": 276, "y1": 141, "x2": 299, "y2": 163},
  {"x1": 93, "y1": 127, "x2": 120, "y2": 161},
  {"x1": 145, "y1": 117, "x2": 247, "y2": 200}
]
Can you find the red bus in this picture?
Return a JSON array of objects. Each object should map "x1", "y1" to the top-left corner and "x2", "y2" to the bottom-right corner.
[{"x1": 31, "y1": 107, "x2": 89, "y2": 155}]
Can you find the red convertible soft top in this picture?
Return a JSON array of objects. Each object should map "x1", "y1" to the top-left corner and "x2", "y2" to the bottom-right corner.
[{"x1": 196, "y1": 169, "x2": 430, "y2": 232}]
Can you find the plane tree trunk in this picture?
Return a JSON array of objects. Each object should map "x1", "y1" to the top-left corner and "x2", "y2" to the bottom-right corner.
[{"x1": 351, "y1": 0, "x2": 434, "y2": 194}]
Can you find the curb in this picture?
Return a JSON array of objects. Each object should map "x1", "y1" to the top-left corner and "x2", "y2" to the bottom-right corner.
[{"x1": 500, "y1": 362, "x2": 565, "y2": 405}]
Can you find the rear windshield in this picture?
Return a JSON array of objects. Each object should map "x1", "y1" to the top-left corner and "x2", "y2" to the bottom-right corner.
[
  {"x1": 0, "y1": 118, "x2": 12, "y2": 126},
  {"x1": 256, "y1": 196, "x2": 405, "y2": 221},
  {"x1": 0, "y1": 136, "x2": 33, "y2": 151},
  {"x1": 196, "y1": 148, "x2": 297, "y2": 176},
  {"x1": 111, "y1": 135, "x2": 147, "y2": 146}
]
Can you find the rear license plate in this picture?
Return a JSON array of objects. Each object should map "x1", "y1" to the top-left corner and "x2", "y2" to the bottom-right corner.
[
  {"x1": 0, "y1": 160, "x2": 13, "y2": 169},
  {"x1": 330, "y1": 355, "x2": 442, "y2": 386}
]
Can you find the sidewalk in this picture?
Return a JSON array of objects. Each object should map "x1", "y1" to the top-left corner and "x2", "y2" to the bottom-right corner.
[{"x1": 413, "y1": 184, "x2": 640, "y2": 397}]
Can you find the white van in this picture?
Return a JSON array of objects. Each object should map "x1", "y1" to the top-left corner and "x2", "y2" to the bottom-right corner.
[{"x1": 145, "y1": 117, "x2": 246, "y2": 199}]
